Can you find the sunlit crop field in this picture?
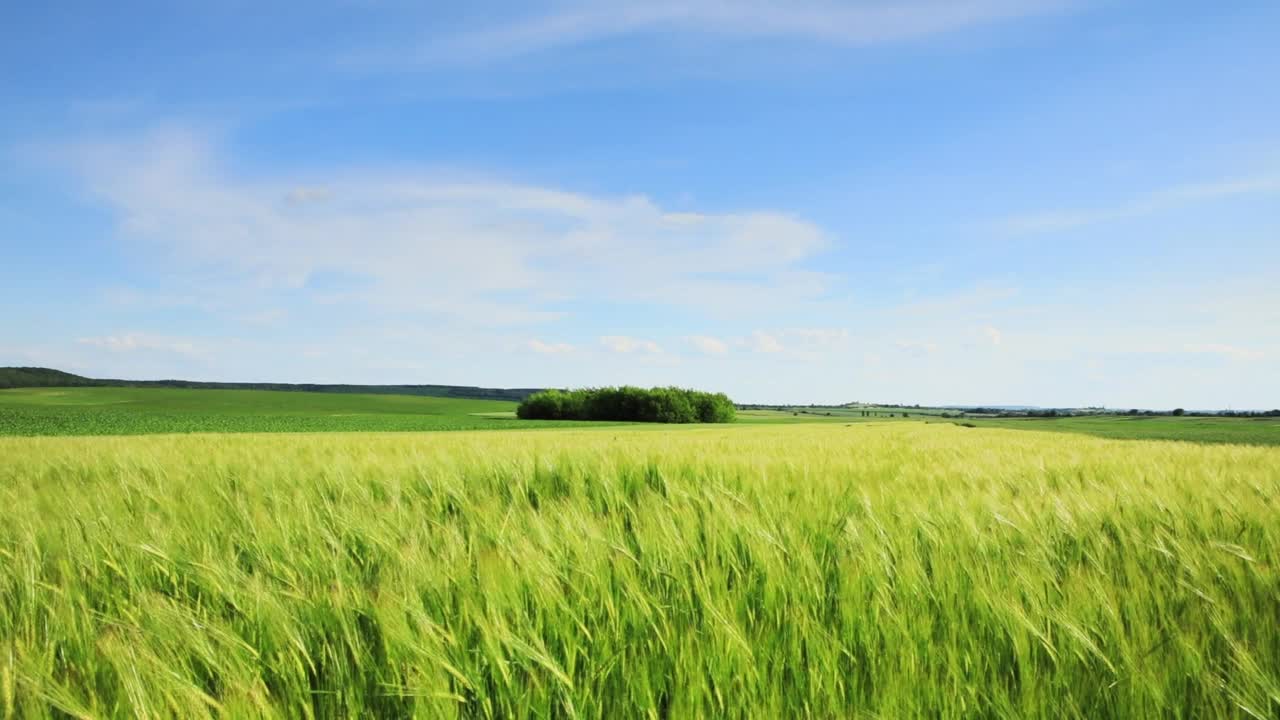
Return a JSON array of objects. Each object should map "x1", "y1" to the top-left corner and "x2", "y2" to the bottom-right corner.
[
  {"x1": 0, "y1": 388, "x2": 595, "y2": 436},
  {"x1": 2, "y1": 423, "x2": 1277, "y2": 718}
]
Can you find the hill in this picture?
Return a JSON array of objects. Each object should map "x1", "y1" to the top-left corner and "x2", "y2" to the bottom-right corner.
[
  {"x1": 0, "y1": 366, "x2": 541, "y2": 402},
  {"x1": 0, "y1": 367, "x2": 94, "y2": 388}
]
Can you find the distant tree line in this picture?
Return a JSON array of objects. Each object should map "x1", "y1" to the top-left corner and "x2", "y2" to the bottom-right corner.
[
  {"x1": 517, "y1": 386, "x2": 736, "y2": 423},
  {"x1": 0, "y1": 366, "x2": 539, "y2": 402}
]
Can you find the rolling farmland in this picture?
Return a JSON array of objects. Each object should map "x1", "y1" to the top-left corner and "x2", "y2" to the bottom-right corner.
[
  {"x1": 6, "y1": 2, "x2": 1277, "y2": 716},
  {"x1": 955, "y1": 414, "x2": 1280, "y2": 447},
  {"x1": 0, "y1": 387, "x2": 596, "y2": 436}
]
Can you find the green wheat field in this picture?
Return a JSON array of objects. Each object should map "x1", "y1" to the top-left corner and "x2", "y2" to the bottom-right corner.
[{"x1": 3, "y1": 417, "x2": 1278, "y2": 718}]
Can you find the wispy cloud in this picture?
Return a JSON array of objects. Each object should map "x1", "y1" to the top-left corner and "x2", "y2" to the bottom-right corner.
[
  {"x1": 895, "y1": 339, "x2": 939, "y2": 355},
  {"x1": 285, "y1": 186, "x2": 332, "y2": 205},
  {"x1": 46, "y1": 128, "x2": 830, "y2": 328},
  {"x1": 1183, "y1": 343, "x2": 1264, "y2": 361},
  {"x1": 78, "y1": 332, "x2": 203, "y2": 356},
  {"x1": 746, "y1": 330, "x2": 784, "y2": 353},
  {"x1": 735, "y1": 327, "x2": 851, "y2": 356},
  {"x1": 362, "y1": 0, "x2": 1075, "y2": 66},
  {"x1": 528, "y1": 339, "x2": 575, "y2": 354},
  {"x1": 243, "y1": 309, "x2": 289, "y2": 327},
  {"x1": 781, "y1": 327, "x2": 850, "y2": 350},
  {"x1": 998, "y1": 175, "x2": 1280, "y2": 235},
  {"x1": 687, "y1": 335, "x2": 729, "y2": 355},
  {"x1": 601, "y1": 335, "x2": 663, "y2": 354}
]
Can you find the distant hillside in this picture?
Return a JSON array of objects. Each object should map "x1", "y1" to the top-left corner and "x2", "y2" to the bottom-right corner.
[
  {"x1": 0, "y1": 367, "x2": 542, "y2": 402},
  {"x1": 0, "y1": 367, "x2": 95, "y2": 388}
]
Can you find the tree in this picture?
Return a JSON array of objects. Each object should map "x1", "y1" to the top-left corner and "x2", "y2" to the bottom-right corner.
[
  {"x1": 517, "y1": 386, "x2": 736, "y2": 423},
  {"x1": 1172, "y1": 408, "x2": 1185, "y2": 416}
]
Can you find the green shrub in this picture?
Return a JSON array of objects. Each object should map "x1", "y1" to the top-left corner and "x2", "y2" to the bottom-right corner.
[{"x1": 518, "y1": 386, "x2": 736, "y2": 423}]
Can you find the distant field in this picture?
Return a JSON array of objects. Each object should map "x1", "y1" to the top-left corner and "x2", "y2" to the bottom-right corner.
[
  {"x1": 3, "y1": 423, "x2": 1277, "y2": 717},
  {"x1": 952, "y1": 414, "x2": 1280, "y2": 446},
  {"x1": 740, "y1": 406, "x2": 949, "y2": 421},
  {"x1": 736, "y1": 409, "x2": 867, "y2": 423},
  {"x1": 0, "y1": 387, "x2": 602, "y2": 436},
  {"x1": 742, "y1": 408, "x2": 1280, "y2": 446},
  {"x1": 0, "y1": 388, "x2": 907, "y2": 436},
  {"x1": 7, "y1": 388, "x2": 1277, "y2": 446}
]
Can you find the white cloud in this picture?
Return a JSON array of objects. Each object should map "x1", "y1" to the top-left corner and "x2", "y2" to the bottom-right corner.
[
  {"x1": 51, "y1": 128, "x2": 830, "y2": 327},
  {"x1": 28, "y1": 131, "x2": 1280, "y2": 409},
  {"x1": 285, "y1": 186, "x2": 331, "y2": 204},
  {"x1": 687, "y1": 335, "x2": 729, "y2": 355},
  {"x1": 243, "y1": 309, "x2": 289, "y2": 326},
  {"x1": 781, "y1": 327, "x2": 850, "y2": 349},
  {"x1": 746, "y1": 330, "x2": 784, "y2": 353},
  {"x1": 77, "y1": 333, "x2": 201, "y2": 356},
  {"x1": 1184, "y1": 343, "x2": 1264, "y2": 361},
  {"x1": 894, "y1": 339, "x2": 939, "y2": 355},
  {"x1": 984, "y1": 326, "x2": 1002, "y2": 346},
  {"x1": 600, "y1": 335, "x2": 663, "y2": 354},
  {"x1": 23, "y1": 277, "x2": 1280, "y2": 408},
  {"x1": 528, "y1": 339, "x2": 575, "y2": 354},
  {"x1": 393, "y1": 0, "x2": 1075, "y2": 65},
  {"x1": 725, "y1": 327, "x2": 850, "y2": 357},
  {"x1": 997, "y1": 175, "x2": 1280, "y2": 235},
  {"x1": 686, "y1": 333, "x2": 727, "y2": 353}
]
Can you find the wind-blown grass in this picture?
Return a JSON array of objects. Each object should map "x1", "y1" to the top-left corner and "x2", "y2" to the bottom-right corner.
[{"x1": 1, "y1": 423, "x2": 1277, "y2": 717}]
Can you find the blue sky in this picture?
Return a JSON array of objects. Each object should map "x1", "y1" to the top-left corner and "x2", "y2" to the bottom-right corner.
[{"x1": 2, "y1": 0, "x2": 1277, "y2": 408}]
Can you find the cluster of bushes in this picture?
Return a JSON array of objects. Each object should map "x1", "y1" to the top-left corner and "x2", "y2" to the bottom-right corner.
[
  {"x1": 517, "y1": 386, "x2": 736, "y2": 423},
  {"x1": 1218, "y1": 409, "x2": 1280, "y2": 417}
]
